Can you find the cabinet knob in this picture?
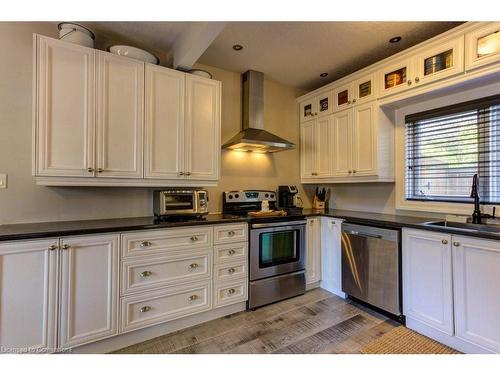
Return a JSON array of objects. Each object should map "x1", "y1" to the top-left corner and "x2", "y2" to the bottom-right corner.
[
  {"x1": 407, "y1": 80, "x2": 412, "y2": 86},
  {"x1": 347, "y1": 100, "x2": 351, "y2": 104},
  {"x1": 48, "y1": 244, "x2": 58, "y2": 251},
  {"x1": 189, "y1": 295, "x2": 198, "y2": 301},
  {"x1": 314, "y1": 112, "x2": 318, "y2": 116},
  {"x1": 185, "y1": 172, "x2": 191, "y2": 176},
  {"x1": 228, "y1": 230, "x2": 235, "y2": 237},
  {"x1": 348, "y1": 170, "x2": 353, "y2": 174},
  {"x1": 228, "y1": 249, "x2": 236, "y2": 255},
  {"x1": 190, "y1": 236, "x2": 199, "y2": 242},
  {"x1": 442, "y1": 239, "x2": 448, "y2": 245},
  {"x1": 353, "y1": 170, "x2": 357, "y2": 174},
  {"x1": 228, "y1": 268, "x2": 236, "y2": 274},
  {"x1": 352, "y1": 98, "x2": 357, "y2": 103},
  {"x1": 179, "y1": 172, "x2": 185, "y2": 176},
  {"x1": 415, "y1": 77, "x2": 420, "y2": 83},
  {"x1": 61, "y1": 244, "x2": 70, "y2": 250},
  {"x1": 189, "y1": 263, "x2": 199, "y2": 270},
  {"x1": 140, "y1": 241, "x2": 152, "y2": 247},
  {"x1": 97, "y1": 168, "x2": 104, "y2": 173},
  {"x1": 227, "y1": 288, "x2": 236, "y2": 295},
  {"x1": 453, "y1": 241, "x2": 460, "y2": 247},
  {"x1": 140, "y1": 270, "x2": 152, "y2": 277},
  {"x1": 140, "y1": 306, "x2": 151, "y2": 313},
  {"x1": 87, "y1": 167, "x2": 94, "y2": 173}
]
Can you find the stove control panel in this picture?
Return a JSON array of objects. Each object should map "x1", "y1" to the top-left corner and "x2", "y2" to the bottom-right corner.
[{"x1": 224, "y1": 190, "x2": 276, "y2": 203}]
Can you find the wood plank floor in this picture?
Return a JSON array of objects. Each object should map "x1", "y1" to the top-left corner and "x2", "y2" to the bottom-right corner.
[{"x1": 113, "y1": 288, "x2": 400, "y2": 354}]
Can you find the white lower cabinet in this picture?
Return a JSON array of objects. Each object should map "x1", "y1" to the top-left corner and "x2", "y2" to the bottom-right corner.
[
  {"x1": 58, "y1": 234, "x2": 120, "y2": 348},
  {"x1": 0, "y1": 239, "x2": 58, "y2": 352},
  {"x1": 306, "y1": 217, "x2": 322, "y2": 287},
  {"x1": 403, "y1": 228, "x2": 500, "y2": 353},
  {"x1": 453, "y1": 235, "x2": 500, "y2": 353},
  {"x1": 320, "y1": 217, "x2": 345, "y2": 298}
]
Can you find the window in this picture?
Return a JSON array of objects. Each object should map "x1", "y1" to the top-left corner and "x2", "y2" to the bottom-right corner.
[{"x1": 405, "y1": 94, "x2": 500, "y2": 204}]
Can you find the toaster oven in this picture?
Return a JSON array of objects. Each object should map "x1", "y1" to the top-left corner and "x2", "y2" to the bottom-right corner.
[{"x1": 153, "y1": 190, "x2": 209, "y2": 216}]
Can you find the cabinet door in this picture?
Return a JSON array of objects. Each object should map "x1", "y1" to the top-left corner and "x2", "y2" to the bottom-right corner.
[
  {"x1": 320, "y1": 217, "x2": 344, "y2": 298},
  {"x1": 306, "y1": 217, "x2": 321, "y2": 286},
  {"x1": 299, "y1": 98, "x2": 317, "y2": 123},
  {"x1": 315, "y1": 116, "x2": 333, "y2": 177},
  {"x1": 333, "y1": 82, "x2": 354, "y2": 112},
  {"x1": 317, "y1": 91, "x2": 333, "y2": 117},
  {"x1": 300, "y1": 120, "x2": 315, "y2": 178},
  {"x1": 402, "y1": 229, "x2": 454, "y2": 335},
  {"x1": 36, "y1": 36, "x2": 95, "y2": 177},
  {"x1": 332, "y1": 109, "x2": 352, "y2": 177},
  {"x1": 353, "y1": 73, "x2": 376, "y2": 105},
  {"x1": 59, "y1": 234, "x2": 119, "y2": 348},
  {"x1": 0, "y1": 239, "x2": 58, "y2": 352},
  {"x1": 96, "y1": 52, "x2": 144, "y2": 178},
  {"x1": 184, "y1": 75, "x2": 221, "y2": 180},
  {"x1": 465, "y1": 22, "x2": 500, "y2": 71},
  {"x1": 378, "y1": 58, "x2": 413, "y2": 97},
  {"x1": 415, "y1": 35, "x2": 464, "y2": 86},
  {"x1": 351, "y1": 103, "x2": 377, "y2": 176},
  {"x1": 453, "y1": 235, "x2": 500, "y2": 352},
  {"x1": 144, "y1": 65, "x2": 185, "y2": 179}
]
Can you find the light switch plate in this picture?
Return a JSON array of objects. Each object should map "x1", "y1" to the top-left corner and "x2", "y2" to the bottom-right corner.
[{"x1": 0, "y1": 173, "x2": 7, "y2": 189}]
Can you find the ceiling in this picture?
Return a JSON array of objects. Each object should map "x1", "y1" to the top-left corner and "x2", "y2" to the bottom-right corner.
[
  {"x1": 198, "y1": 22, "x2": 463, "y2": 90},
  {"x1": 79, "y1": 21, "x2": 463, "y2": 91}
]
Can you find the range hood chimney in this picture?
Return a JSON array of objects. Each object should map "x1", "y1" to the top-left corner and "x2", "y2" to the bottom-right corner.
[{"x1": 222, "y1": 70, "x2": 295, "y2": 153}]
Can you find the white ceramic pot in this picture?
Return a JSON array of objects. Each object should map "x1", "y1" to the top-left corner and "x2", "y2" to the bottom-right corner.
[
  {"x1": 108, "y1": 45, "x2": 159, "y2": 65},
  {"x1": 58, "y1": 23, "x2": 95, "y2": 48}
]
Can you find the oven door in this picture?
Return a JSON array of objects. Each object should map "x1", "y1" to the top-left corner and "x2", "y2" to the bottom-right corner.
[{"x1": 250, "y1": 220, "x2": 306, "y2": 281}]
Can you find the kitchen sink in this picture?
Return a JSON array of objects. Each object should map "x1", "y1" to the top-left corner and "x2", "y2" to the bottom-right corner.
[{"x1": 423, "y1": 220, "x2": 500, "y2": 235}]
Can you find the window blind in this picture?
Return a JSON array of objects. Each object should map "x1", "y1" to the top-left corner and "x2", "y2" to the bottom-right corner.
[{"x1": 405, "y1": 94, "x2": 500, "y2": 204}]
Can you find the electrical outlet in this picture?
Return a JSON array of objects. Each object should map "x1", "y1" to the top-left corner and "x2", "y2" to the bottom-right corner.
[{"x1": 0, "y1": 173, "x2": 7, "y2": 189}]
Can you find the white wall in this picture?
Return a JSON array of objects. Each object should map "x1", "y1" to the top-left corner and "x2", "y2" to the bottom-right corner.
[{"x1": 0, "y1": 22, "x2": 308, "y2": 224}]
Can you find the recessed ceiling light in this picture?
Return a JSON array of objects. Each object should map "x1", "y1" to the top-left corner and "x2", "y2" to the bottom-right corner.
[
  {"x1": 232, "y1": 44, "x2": 243, "y2": 51},
  {"x1": 389, "y1": 36, "x2": 402, "y2": 43},
  {"x1": 320, "y1": 72, "x2": 328, "y2": 78}
]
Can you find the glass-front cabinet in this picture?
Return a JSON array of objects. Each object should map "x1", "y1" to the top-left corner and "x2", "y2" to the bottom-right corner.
[
  {"x1": 333, "y1": 82, "x2": 353, "y2": 111},
  {"x1": 415, "y1": 35, "x2": 464, "y2": 86},
  {"x1": 466, "y1": 23, "x2": 500, "y2": 71},
  {"x1": 353, "y1": 73, "x2": 376, "y2": 105},
  {"x1": 378, "y1": 58, "x2": 413, "y2": 97},
  {"x1": 299, "y1": 90, "x2": 332, "y2": 122}
]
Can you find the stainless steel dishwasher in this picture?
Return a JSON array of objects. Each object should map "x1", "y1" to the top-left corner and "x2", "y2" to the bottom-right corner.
[{"x1": 341, "y1": 223, "x2": 402, "y2": 318}]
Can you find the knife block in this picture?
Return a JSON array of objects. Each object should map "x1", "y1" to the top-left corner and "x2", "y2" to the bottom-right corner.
[{"x1": 312, "y1": 196, "x2": 326, "y2": 211}]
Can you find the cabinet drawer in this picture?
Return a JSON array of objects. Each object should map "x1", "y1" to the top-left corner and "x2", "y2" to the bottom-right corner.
[
  {"x1": 214, "y1": 279, "x2": 248, "y2": 308},
  {"x1": 121, "y1": 251, "x2": 212, "y2": 295},
  {"x1": 214, "y1": 242, "x2": 248, "y2": 264},
  {"x1": 121, "y1": 226, "x2": 212, "y2": 258},
  {"x1": 213, "y1": 224, "x2": 248, "y2": 245},
  {"x1": 120, "y1": 281, "x2": 211, "y2": 333},
  {"x1": 214, "y1": 261, "x2": 247, "y2": 283}
]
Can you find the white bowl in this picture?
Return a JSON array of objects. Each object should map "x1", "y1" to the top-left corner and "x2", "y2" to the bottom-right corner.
[
  {"x1": 108, "y1": 45, "x2": 159, "y2": 65},
  {"x1": 188, "y1": 69, "x2": 213, "y2": 79},
  {"x1": 58, "y1": 23, "x2": 95, "y2": 48}
]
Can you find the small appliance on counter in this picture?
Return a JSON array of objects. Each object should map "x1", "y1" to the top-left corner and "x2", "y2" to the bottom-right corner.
[
  {"x1": 153, "y1": 190, "x2": 209, "y2": 218},
  {"x1": 278, "y1": 185, "x2": 303, "y2": 215}
]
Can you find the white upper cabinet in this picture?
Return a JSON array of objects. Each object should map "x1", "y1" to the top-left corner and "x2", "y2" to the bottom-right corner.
[
  {"x1": 402, "y1": 229, "x2": 454, "y2": 335},
  {"x1": 144, "y1": 65, "x2": 185, "y2": 179},
  {"x1": 332, "y1": 109, "x2": 352, "y2": 177},
  {"x1": 299, "y1": 90, "x2": 332, "y2": 122},
  {"x1": 351, "y1": 102, "x2": 376, "y2": 176},
  {"x1": 333, "y1": 82, "x2": 353, "y2": 112},
  {"x1": 352, "y1": 73, "x2": 376, "y2": 105},
  {"x1": 300, "y1": 115, "x2": 333, "y2": 179},
  {"x1": 0, "y1": 239, "x2": 58, "y2": 352},
  {"x1": 35, "y1": 35, "x2": 95, "y2": 177},
  {"x1": 184, "y1": 75, "x2": 221, "y2": 181},
  {"x1": 465, "y1": 23, "x2": 500, "y2": 71},
  {"x1": 96, "y1": 52, "x2": 144, "y2": 178},
  {"x1": 58, "y1": 234, "x2": 119, "y2": 348},
  {"x1": 453, "y1": 235, "x2": 500, "y2": 353},
  {"x1": 300, "y1": 120, "x2": 315, "y2": 178},
  {"x1": 378, "y1": 57, "x2": 414, "y2": 97}
]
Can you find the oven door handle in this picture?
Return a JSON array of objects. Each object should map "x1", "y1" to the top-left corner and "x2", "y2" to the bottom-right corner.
[
  {"x1": 344, "y1": 230, "x2": 383, "y2": 239},
  {"x1": 251, "y1": 220, "x2": 307, "y2": 229}
]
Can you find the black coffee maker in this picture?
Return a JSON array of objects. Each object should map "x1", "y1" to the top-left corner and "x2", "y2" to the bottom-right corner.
[{"x1": 278, "y1": 185, "x2": 303, "y2": 215}]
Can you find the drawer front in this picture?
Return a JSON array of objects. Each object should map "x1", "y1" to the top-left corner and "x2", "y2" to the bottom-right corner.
[
  {"x1": 121, "y1": 251, "x2": 212, "y2": 295},
  {"x1": 120, "y1": 281, "x2": 211, "y2": 333},
  {"x1": 214, "y1": 261, "x2": 247, "y2": 283},
  {"x1": 121, "y1": 226, "x2": 212, "y2": 258},
  {"x1": 213, "y1": 224, "x2": 248, "y2": 245},
  {"x1": 214, "y1": 242, "x2": 248, "y2": 264},
  {"x1": 214, "y1": 279, "x2": 248, "y2": 308}
]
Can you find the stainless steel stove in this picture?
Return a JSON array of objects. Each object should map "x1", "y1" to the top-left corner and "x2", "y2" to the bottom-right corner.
[{"x1": 222, "y1": 190, "x2": 306, "y2": 309}]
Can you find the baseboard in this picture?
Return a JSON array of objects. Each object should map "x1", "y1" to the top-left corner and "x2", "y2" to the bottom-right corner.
[
  {"x1": 306, "y1": 281, "x2": 321, "y2": 291},
  {"x1": 70, "y1": 302, "x2": 246, "y2": 354},
  {"x1": 405, "y1": 317, "x2": 494, "y2": 354}
]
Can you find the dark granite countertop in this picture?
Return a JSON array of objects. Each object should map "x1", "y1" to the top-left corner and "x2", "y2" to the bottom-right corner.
[{"x1": 1, "y1": 209, "x2": 499, "y2": 242}]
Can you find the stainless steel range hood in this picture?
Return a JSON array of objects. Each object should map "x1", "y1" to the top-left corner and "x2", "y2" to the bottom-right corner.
[{"x1": 222, "y1": 70, "x2": 295, "y2": 153}]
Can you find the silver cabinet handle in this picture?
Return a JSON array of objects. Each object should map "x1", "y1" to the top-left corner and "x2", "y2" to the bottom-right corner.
[
  {"x1": 190, "y1": 236, "x2": 199, "y2": 242},
  {"x1": 228, "y1": 268, "x2": 236, "y2": 274},
  {"x1": 228, "y1": 231, "x2": 235, "y2": 237},
  {"x1": 442, "y1": 239, "x2": 448, "y2": 245},
  {"x1": 140, "y1": 241, "x2": 152, "y2": 247},
  {"x1": 48, "y1": 244, "x2": 58, "y2": 251},
  {"x1": 87, "y1": 167, "x2": 94, "y2": 172},
  {"x1": 61, "y1": 244, "x2": 70, "y2": 250},
  {"x1": 189, "y1": 295, "x2": 198, "y2": 301},
  {"x1": 189, "y1": 263, "x2": 199, "y2": 269},
  {"x1": 453, "y1": 241, "x2": 460, "y2": 247},
  {"x1": 140, "y1": 306, "x2": 151, "y2": 313},
  {"x1": 407, "y1": 80, "x2": 412, "y2": 86},
  {"x1": 228, "y1": 249, "x2": 236, "y2": 255},
  {"x1": 415, "y1": 77, "x2": 420, "y2": 83},
  {"x1": 140, "y1": 271, "x2": 152, "y2": 277},
  {"x1": 227, "y1": 288, "x2": 236, "y2": 295}
]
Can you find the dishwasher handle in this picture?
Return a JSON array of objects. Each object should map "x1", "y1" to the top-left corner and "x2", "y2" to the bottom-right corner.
[{"x1": 344, "y1": 230, "x2": 382, "y2": 239}]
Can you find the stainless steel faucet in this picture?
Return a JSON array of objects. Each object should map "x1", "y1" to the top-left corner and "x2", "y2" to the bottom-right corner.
[{"x1": 470, "y1": 174, "x2": 482, "y2": 224}]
